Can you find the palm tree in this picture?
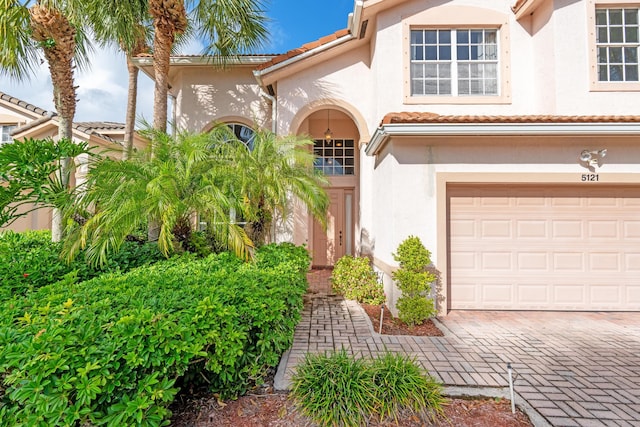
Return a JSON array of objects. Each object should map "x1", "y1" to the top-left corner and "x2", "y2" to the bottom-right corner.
[
  {"x1": 0, "y1": 0, "x2": 92, "y2": 241},
  {"x1": 228, "y1": 129, "x2": 330, "y2": 246},
  {"x1": 148, "y1": 0, "x2": 268, "y2": 133},
  {"x1": 64, "y1": 126, "x2": 253, "y2": 266},
  {"x1": 85, "y1": 1, "x2": 151, "y2": 160}
]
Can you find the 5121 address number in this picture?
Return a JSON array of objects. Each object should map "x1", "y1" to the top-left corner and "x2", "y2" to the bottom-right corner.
[{"x1": 581, "y1": 174, "x2": 599, "y2": 182}]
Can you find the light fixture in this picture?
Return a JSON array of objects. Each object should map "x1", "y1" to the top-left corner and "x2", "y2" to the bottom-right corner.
[
  {"x1": 324, "y1": 109, "x2": 333, "y2": 142},
  {"x1": 579, "y1": 149, "x2": 607, "y2": 167}
]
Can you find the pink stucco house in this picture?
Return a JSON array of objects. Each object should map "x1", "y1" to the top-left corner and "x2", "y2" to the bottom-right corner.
[{"x1": 144, "y1": 0, "x2": 639, "y2": 314}]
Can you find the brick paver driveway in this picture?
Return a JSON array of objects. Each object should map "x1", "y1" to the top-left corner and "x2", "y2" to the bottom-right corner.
[{"x1": 278, "y1": 283, "x2": 640, "y2": 427}]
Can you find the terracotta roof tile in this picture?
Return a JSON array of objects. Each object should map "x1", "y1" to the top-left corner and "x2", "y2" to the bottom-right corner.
[
  {"x1": 0, "y1": 90, "x2": 52, "y2": 117},
  {"x1": 381, "y1": 112, "x2": 640, "y2": 126},
  {"x1": 256, "y1": 28, "x2": 351, "y2": 71},
  {"x1": 75, "y1": 121, "x2": 125, "y2": 131}
]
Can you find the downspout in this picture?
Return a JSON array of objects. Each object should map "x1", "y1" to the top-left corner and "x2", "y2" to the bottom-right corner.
[
  {"x1": 260, "y1": 89, "x2": 278, "y2": 242},
  {"x1": 260, "y1": 90, "x2": 277, "y2": 134},
  {"x1": 169, "y1": 92, "x2": 177, "y2": 137}
]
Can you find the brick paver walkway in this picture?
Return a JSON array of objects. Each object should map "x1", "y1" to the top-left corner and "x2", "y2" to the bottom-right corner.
[{"x1": 276, "y1": 270, "x2": 640, "y2": 427}]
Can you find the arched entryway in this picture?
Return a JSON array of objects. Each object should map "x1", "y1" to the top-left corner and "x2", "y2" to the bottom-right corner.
[{"x1": 298, "y1": 108, "x2": 360, "y2": 267}]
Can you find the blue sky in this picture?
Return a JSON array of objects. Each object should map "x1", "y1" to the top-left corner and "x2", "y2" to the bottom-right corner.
[
  {"x1": 265, "y1": 0, "x2": 354, "y2": 52},
  {"x1": 0, "y1": 1, "x2": 356, "y2": 123}
]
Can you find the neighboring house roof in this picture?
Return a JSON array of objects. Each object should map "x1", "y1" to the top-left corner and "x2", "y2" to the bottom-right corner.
[
  {"x1": 366, "y1": 113, "x2": 640, "y2": 156},
  {"x1": 0, "y1": 90, "x2": 52, "y2": 118},
  {"x1": 0, "y1": 90, "x2": 125, "y2": 146}
]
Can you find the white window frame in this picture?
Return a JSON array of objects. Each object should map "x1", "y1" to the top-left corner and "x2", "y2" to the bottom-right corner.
[
  {"x1": 595, "y1": 7, "x2": 640, "y2": 82},
  {"x1": 1, "y1": 124, "x2": 16, "y2": 144},
  {"x1": 589, "y1": 0, "x2": 640, "y2": 91},
  {"x1": 410, "y1": 28, "x2": 500, "y2": 97},
  {"x1": 227, "y1": 123, "x2": 255, "y2": 150}
]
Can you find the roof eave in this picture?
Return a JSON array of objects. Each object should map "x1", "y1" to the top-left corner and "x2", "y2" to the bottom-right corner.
[
  {"x1": 512, "y1": 0, "x2": 549, "y2": 20},
  {"x1": 365, "y1": 122, "x2": 640, "y2": 156},
  {"x1": 253, "y1": 33, "x2": 355, "y2": 80}
]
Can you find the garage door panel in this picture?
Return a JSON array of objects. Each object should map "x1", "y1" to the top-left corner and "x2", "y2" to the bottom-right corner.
[
  {"x1": 552, "y1": 252, "x2": 585, "y2": 270},
  {"x1": 448, "y1": 185, "x2": 640, "y2": 311},
  {"x1": 518, "y1": 252, "x2": 548, "y2": 270},
  {"x1": 481, "y1": 220, "x2": 511, "y2": 238},
  {"x1": 554, "y1": 285, "x2": 586, "y2": 305},
  {"x1": 624, "y1": 221, "x2": 640, "y2": 238},
  {"x1": 517, "y1": 220, "x2": 547, "y2": 238},
  {"x1": 626, "y1": 254, "x2": 640, "y2": 270},
  {"x1": 553, "y1": 221, "x2": 583, "y2": 238},
  {"x1": 589, "y1": 253, "x2": 620, "y2": 271}
]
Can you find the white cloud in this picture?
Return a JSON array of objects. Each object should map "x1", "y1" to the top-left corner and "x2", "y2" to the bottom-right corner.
[{"x1": 0, "y1": 45, "x2": 154, "y2": 126}]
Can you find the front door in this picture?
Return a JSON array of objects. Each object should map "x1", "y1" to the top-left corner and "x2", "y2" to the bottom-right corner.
[{"x1": 312, "y1": 188, "x2": 354, "y2": 267}]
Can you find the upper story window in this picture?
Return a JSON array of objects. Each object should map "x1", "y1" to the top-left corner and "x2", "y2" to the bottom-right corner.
[
  {"x1": 228, "y1": 123, "x2": 255, "y2": 150},
  {"x1": 410, "y1": 29, "x2": 499, "y2": 96},
  {"x1": 314, "y1": 139, "x2": 355, "y2": 176},
  {"x1": 596, "y1": 7, "x2": 639, "y2": 82},
  {"x1": 1, "y1": 125, "x2": 16, "y2": 144}
]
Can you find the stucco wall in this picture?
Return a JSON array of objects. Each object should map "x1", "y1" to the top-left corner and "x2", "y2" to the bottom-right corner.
[{"x1": 174, "y1": 66, "x2": 271, "y2": 133}]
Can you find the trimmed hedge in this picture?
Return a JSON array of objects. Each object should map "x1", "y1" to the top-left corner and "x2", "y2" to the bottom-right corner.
[
  {"x1": 0, "y1": 243, "x2": 310, "y2": 426},
  {"x1": 0, "y1": 230, "x2": 164, "y2": 299}
]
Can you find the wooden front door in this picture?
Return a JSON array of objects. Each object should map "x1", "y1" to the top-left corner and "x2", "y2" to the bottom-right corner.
[{"x1": 312, "y1": 188, "x2": 354, "y2": 267}]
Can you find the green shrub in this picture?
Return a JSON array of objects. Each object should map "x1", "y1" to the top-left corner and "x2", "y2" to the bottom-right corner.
[
  {"x1": 291, "y1": 350, "x2": 375, "y2": 427},
  {"x1": 331, "y1": 256, "x2": 385, "y2": 305},
  {"x1": 291, "y1": 350, "x2": 444, "y2": 427},
  {"x1": 0, "y1": 243, "x2": 309, "y2": 426},
  {"x1": 370, "y1": 352, "x2": 445, "y2": 423},
  {"x1": 0, "y1": 230, "x2": 164, "y2": 298},
  {"x1": 392, "y1": 236, "x2": 437, "y2": 326}
]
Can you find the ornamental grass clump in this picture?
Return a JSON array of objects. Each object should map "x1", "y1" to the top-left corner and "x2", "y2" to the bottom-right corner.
[
  {"x1": 291, "y1": 350, "x2": 445, "y2": 427},
  {"x1": 291, "y1": 350, "x2": 375, "y2": 427},
  {"x1": 331, "y1": 255, "x2": 385, "y2": 305},
  {"x1": 392, "y1": 236, "x2": 437, "y2": 326},
  {"x1": 370, "y1": 352, "x2": 445, "y2": 423}
]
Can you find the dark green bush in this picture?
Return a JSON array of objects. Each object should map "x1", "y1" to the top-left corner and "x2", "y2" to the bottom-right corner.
[
  {"x1": 331, "y1": 256, "x2": 385, "y2": 305},
  {"x1": 392, "y1": 236, "x2": 437, "y2": 325},
  {"x1": 291, "y1": 350, "x2": 444, "y2": 427},
  {"x1": 0, "y1": 243, "x2": 310, "y2": 426},
  {"x1": 0, "y1": 230, "x2": 164, "y2": 298}
]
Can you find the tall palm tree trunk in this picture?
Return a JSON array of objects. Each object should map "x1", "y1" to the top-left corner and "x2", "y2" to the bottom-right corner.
[
  {"x1": 123, "y1": 56, "x2": 139, "y2": 160},
  {"x1": 148, "y1": 0, "x2": 186, "y2": 242},
  {"x1": 30, "y1": 4, "x2": 77, "y2": 242}
]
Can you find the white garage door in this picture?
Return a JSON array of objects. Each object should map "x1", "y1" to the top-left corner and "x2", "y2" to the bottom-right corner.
[{"x1": 448, "y1": 185, "x2": 640, "y2": 311}]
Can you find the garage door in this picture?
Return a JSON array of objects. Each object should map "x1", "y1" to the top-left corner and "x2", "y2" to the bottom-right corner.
[{"x1": 448, "y1": 185, "x2": 640, "y2": 311}]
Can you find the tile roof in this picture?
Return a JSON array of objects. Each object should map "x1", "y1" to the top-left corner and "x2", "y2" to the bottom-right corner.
[
  {"x1": 381, "y1": 112, "x2": 640, "y2": 125},
  {"x1": 75, "y1": 122, "x2": 125, "y2": 132},
  {"x1": 255, "y1": 28, "x2": 351, "y2": 71},
  {"x1": 0, "y1": 90, "x2": 52, "y2": 117},
  {"x1": 0, "y1": 91, "x2": 123, "y2": 144}
]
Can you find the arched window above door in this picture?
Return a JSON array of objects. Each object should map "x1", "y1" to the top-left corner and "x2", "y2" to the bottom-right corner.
[{"x1": 228, "y1": 123, "x2": 256, "y2": 150}]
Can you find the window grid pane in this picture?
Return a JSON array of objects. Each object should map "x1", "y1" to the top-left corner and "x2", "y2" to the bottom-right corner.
[
  {"x1": 596, "y1": 7, "x2": 640, "y2": 82},
  {"x1": 410, "y1": 28, "x2": 498, "y2": 96},
  {"x1": 410, "y1": 29, "x2": 452, "y2": 95},
  {"x1": 314, "y1": 139, "x2": 355, "y2": 175},
  {"x1": 1, "y1": 125, "x2": 16, "y2": 144}
]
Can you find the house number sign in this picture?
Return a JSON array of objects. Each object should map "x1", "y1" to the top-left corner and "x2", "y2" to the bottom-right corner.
[{"x1": 581, "y1": 174, "x2": 599, "y2": 182}]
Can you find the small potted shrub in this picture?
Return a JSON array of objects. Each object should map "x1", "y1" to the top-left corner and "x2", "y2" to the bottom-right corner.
[{"x1": 392, "y1": 236, "x2": 437, "y2": 326}]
